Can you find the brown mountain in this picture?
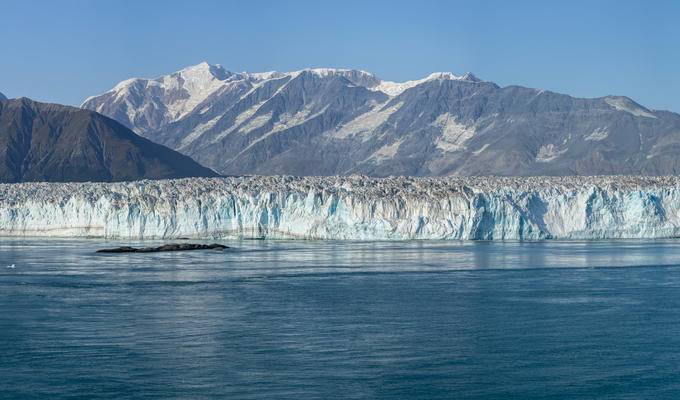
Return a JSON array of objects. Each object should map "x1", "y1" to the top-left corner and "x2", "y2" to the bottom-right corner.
[{"x1": 0, "y1": 97, "x2": 218, "y2": 182}]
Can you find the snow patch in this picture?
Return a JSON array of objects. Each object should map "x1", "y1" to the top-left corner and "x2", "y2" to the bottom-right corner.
[
  {"x1": 234, "y1": 101, "x2": 267, "y2": 128},
  {"x1": 178, "y1": 114, "x2": 223, "y2": 150},
  {"x1": 373, "y1": 71, "x2": 481, "y2": 96},
  {"x1": 585, "y1": 128, "x2": 609, "y2": 141},
  {"x1": 208, "y1": 101, "x2": 267, "y2": 143},
  {"x1": 536, "y1": 144, "x2": 568, "y2": 162},
  {"x1": 301, "y1": 68, "x2": 373, "y2": 78},
  {"x1": 370, "y1": 139, "x2": 404, "y2": 163},
  {"x1": 472, "y1": 144, "x2": 490, "y2": 155},
  {"x1": 240, "y1": 112, "x2": 272, "y2": 134},
  {"x1": 271, "y1": 106, "x2": 319, "y2": 134},
  {"x1": 330, "y1": 102, "x2": 404, "y2": 139},
  {"x1": 246, "y1": 71, "x2": 287, "y2": 82},
  {"x1": 233, "y1": 105, "x2": 331, "y2": 157},
  {"x1": 431, "y1": 113, "x2": 476, "y2": 152},
  {"x1": 605, "y1": 97, "x2": 657, "y2": 119}
]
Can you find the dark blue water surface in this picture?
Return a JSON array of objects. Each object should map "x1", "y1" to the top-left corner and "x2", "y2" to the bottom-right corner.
[{"x1": 2, "y1": 239, "x2": 680, "y2": 399}]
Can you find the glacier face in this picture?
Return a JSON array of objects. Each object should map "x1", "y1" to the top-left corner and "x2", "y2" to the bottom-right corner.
[{"x1": 0, "y1": 176, "x2": 679, "y2": 240}]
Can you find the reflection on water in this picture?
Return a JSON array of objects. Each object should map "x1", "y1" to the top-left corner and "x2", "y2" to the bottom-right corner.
[
  {"x1": 2, "y1": 238, "x2": 680, "y2": 278},
  {"x1": 2, "y1": 239, "x2": 680, "y2": 399}
]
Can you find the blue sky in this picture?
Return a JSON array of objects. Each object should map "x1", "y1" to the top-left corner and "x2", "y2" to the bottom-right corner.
[{"x1": 2, "y1": 0, "x2": 679, "y2": 111}]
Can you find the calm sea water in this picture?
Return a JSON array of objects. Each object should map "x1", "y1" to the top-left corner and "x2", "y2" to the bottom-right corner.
[{"x1": 2, "y1": 239, "x2": 680, "y2": 399}]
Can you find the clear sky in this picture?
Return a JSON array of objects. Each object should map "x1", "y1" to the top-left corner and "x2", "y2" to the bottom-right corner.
[{"x1": 2, "y1": 0, "x2": 679, "y2": 111}]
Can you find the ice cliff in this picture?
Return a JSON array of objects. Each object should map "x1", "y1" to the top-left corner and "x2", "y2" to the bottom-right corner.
[{"x1": 1, "y1": 176, "x2": 679, "y2": 240}]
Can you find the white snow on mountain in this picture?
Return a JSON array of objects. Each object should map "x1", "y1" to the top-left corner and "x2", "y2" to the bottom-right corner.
[
  {"x1": 82, "y1": 62, "x2": 679, "y2": 177},
  {"x1": 432, "y1": 113, "x2": 476, "y2": 152},
  {"x1": 81, "y1": 63, "x2": 489, "y2": 154},
  {"x1": 373, "y1": 71, "x2": 480, "y2": 96},
  {"x1": 240, "y1": 112, "x2": 273, "y2": 134},
  {"x1": 330, "y1": 101, "x2": 404, "y2": 140},
  {"x1": 585, "y1": 128, "x2": 609, "y2": 141},
  {"x1": 85, "y1": 62, "x2": 482, "y2": 111},
  {"x1": 472, "y1": 143, "x2": 490, "y2": 155},
  {"x1": 166, "y1": 62, "x2": 229, "y2": 120},
  {"x1": 178, "y1": 114, "x2": 223, "y2": 150},
  {"x1": 299, "y1": 68, "x2": 372, "y2": 78},
  {"x1": 605, "y1": 97, "x2": 657, "y2": 119},
  {"x1": 370, "y1": 139, "x2": 404, "y2": 163},
  {"x1": 536, "y1": 144, "x2": 568, "y2": 162}
]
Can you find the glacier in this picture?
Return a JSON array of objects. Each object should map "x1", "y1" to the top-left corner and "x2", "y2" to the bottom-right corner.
[{"x1": 0, "y1": 176, "x2": 679, "y2": 240}]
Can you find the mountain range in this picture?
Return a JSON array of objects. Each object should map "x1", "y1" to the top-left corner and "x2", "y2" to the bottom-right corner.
[
  {"x1": 0, "y1": 97, "x2": 217, "y2": 182},
  {"x1": 83, "y1": 62, "x2": 680, "y2": 176}
]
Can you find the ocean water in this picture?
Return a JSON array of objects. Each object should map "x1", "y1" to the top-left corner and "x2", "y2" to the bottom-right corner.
[{"x1": 2, "y1": 239, "x2": 680, "y2": 399}]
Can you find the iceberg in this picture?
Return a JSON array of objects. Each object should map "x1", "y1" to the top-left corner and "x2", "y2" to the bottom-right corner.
[{"x1": 1, "y1": 176, "x2": 679, "y2": 240}]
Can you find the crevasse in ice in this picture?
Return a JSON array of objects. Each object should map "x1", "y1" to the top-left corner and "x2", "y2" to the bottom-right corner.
[{"x1": 0, "y1": 176, "x2": 679, "y2": 240}]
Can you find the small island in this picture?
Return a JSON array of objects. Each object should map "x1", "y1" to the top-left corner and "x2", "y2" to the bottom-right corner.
[{"x1": 97, "y1": 243, "x2": 229, "y2": 253}]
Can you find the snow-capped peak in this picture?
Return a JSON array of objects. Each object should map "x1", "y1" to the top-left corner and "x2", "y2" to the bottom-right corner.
[
  {"x1": 297, "y1": 68, "x2": 374, "y2": 77},
  {"x1": 90, "y1": 62, "x2": 230, "y2": 101},
  {"x1": 424, "y1": 71, "x2": 482, "y2": 82},
  {"x1": 425, "y1": 72, "x2": 458, "y2": 80},
  {"x1": 460, "y1": 72, "x2": 481, "y2": 82},
  {"x1": 86, "y1": 64, "x2": 487, "y2": 105},
  {"x1": 248, "y1": 71, "x2": 289, "y2": 81},
  {"x1": 82, "y1": 63, "x2": 488, "y2": 120},
  {"x1": 111, "y1": 78, "x2": 142, "y2": 92},
  {"x1": 178, "y1": 61, "x2": 231, "y2": 81},
  {"x1": 85, "y1": 62, "x2": 235, "y2": 121},
  {"x1": 372, "y1": 71, "x2": 483, "y2": 96},
  {"x1": 604, "y1": 96, "x2": 657, "y2": 119},
  {"x1": 306, "y1": 68, "x2": 349, "y2": 76},
  {"x1": 180, "y1": 61, "x2": 213, "y2": 73}
]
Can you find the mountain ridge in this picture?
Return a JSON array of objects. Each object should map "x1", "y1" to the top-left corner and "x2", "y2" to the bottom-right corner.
[
  {"x1": 82, "y1": 62, "x2": 680, "y2": 176},
  {"x1": 0, "y1": 97, "x2": 219, "y2": 182}
]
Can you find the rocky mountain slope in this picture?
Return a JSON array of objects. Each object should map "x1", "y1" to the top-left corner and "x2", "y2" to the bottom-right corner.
[
  {"x1": 0, "y1": 97, "x2": 218, "y2": 182},
  {"x1": 0, "y1": 175, "x2": 679, "y2": 240},
  {"x1": 83, "y1": 62, "x2": 680, "y2": 176}
]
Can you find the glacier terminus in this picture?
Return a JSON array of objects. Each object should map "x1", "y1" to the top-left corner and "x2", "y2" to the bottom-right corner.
[{"x1": 0, "y1": 175, "x2": 679, "y2": 240}]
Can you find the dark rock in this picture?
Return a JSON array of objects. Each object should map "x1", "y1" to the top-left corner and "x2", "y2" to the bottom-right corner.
[{"x1": 97, "y1": 243, "x2": 228, "y2": 253}]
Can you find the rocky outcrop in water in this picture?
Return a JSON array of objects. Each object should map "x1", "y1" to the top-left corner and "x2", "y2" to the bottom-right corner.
[{"x1": 97, "y1": 243, "x2": 228, "y2": 253}]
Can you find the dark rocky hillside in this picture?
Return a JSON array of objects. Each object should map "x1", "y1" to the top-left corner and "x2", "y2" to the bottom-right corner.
[{"x1": 0, "y1": 97, "x2": 218, "y2": 182}]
